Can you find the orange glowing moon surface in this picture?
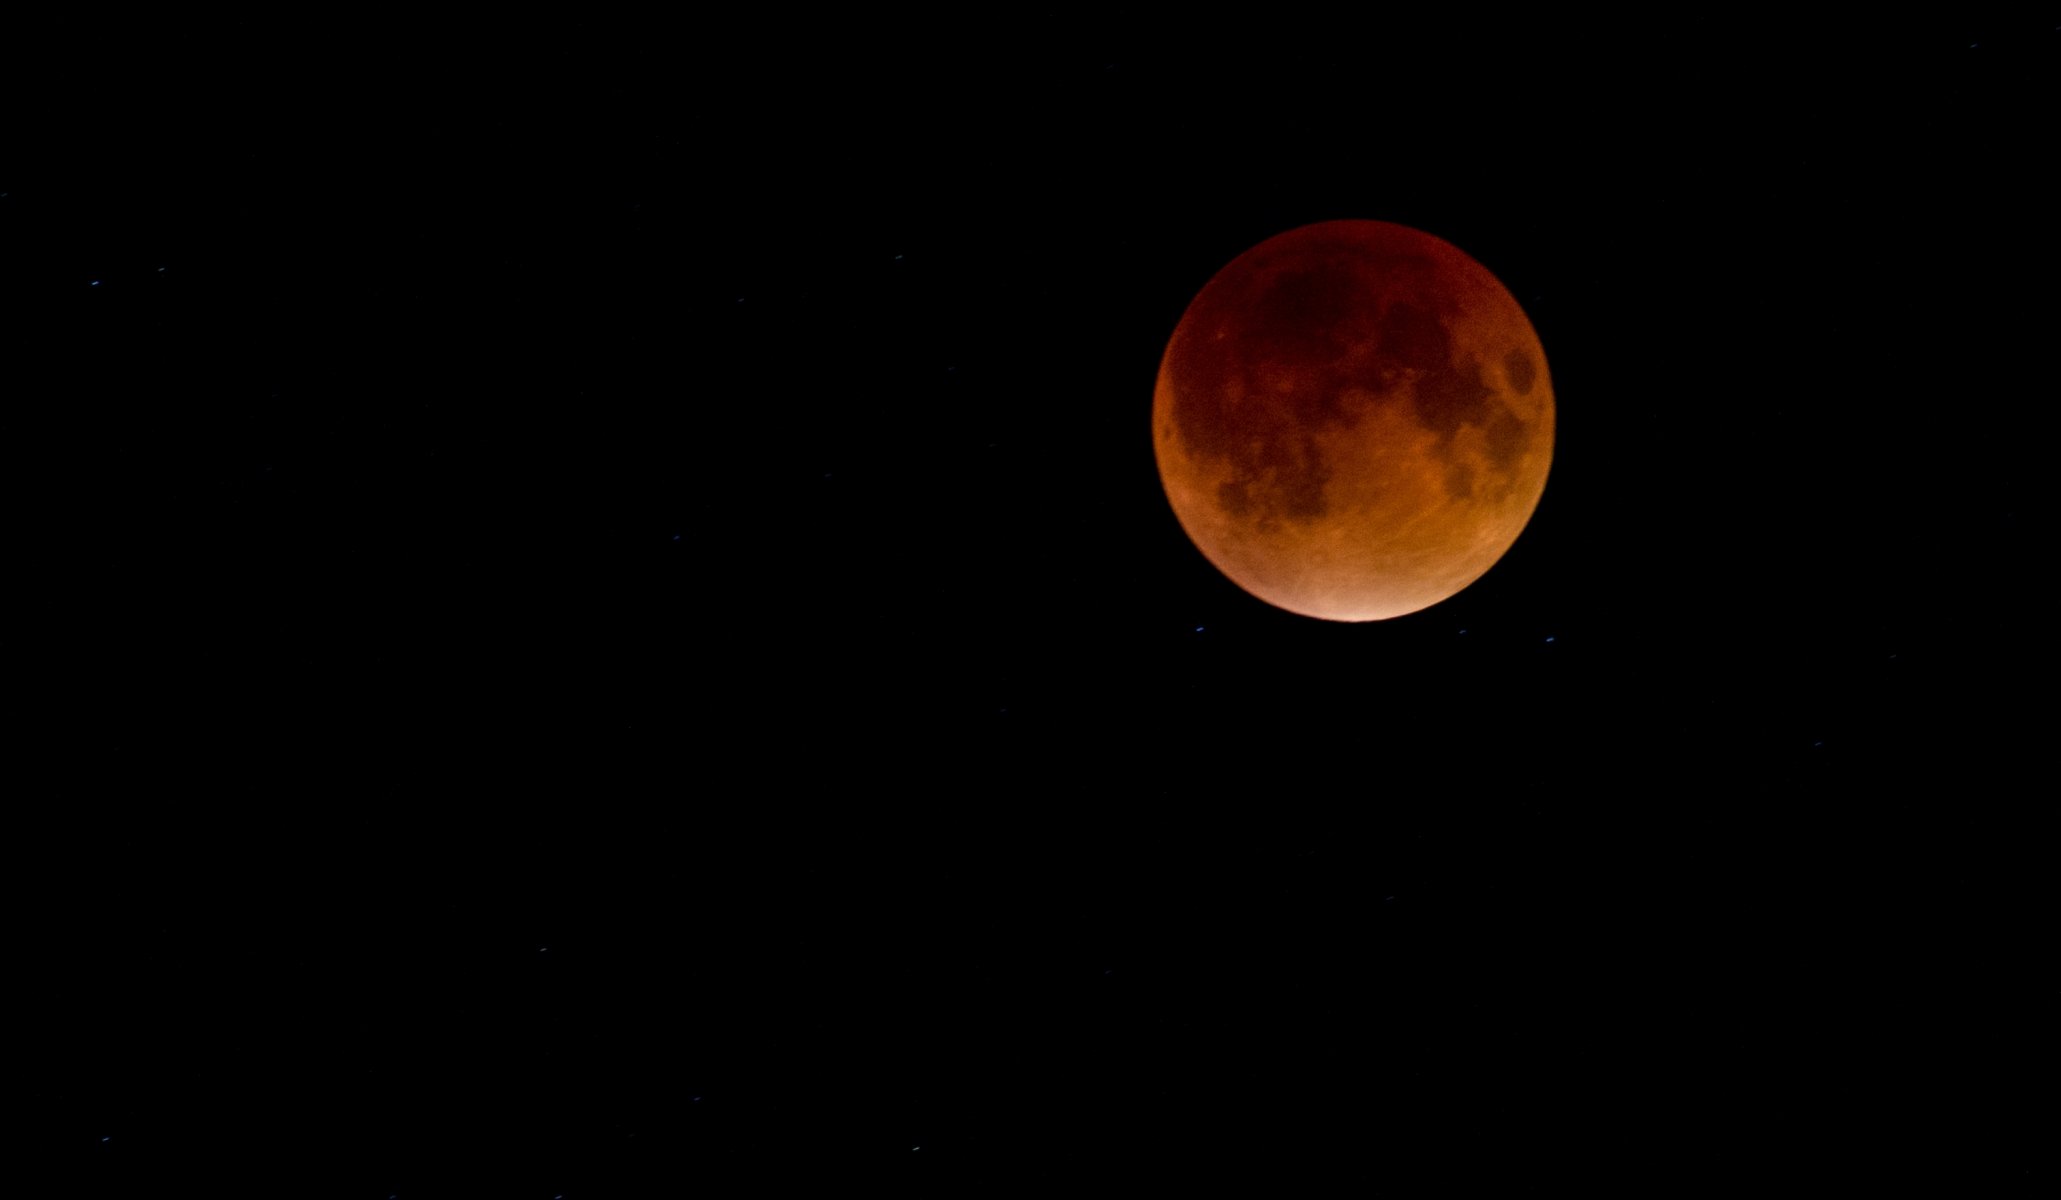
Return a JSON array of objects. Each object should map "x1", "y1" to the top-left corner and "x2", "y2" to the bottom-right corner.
[{"x1": 1153, "y1": 220, "x2": 1554, "y2": 621}]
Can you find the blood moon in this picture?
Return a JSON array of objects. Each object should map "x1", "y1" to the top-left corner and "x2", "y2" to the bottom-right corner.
[{"x1": 1153, "y1": 220, "x2": 1554, "y2": 622}]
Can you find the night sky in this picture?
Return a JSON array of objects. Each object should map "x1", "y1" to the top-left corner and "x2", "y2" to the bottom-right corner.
[{"x1": 27, "y1": 18, "x2": 2053, "y2": 1196}]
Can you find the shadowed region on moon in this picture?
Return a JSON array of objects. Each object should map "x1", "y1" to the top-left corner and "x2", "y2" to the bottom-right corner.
[
  {"x1": 1154, "y1": 220, "x2": 1554, "y2": 622},
  {"x1": 1504, "y1": 347, "x2": 1537, "y2": 395}
]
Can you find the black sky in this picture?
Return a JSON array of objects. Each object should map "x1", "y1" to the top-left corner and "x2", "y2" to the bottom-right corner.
[{"x1": 24, "y1": 17, "x2": 2054, "y2": 1196}]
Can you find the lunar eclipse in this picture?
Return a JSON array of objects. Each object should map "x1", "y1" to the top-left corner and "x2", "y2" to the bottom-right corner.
[{"x1": 1154, "y1": 220, "x2": 1554, "y2": 621}]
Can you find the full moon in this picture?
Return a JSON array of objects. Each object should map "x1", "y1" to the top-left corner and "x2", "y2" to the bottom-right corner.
[{"x1": 1154, "y1": 220, "x2": 1554, "y2": 621}]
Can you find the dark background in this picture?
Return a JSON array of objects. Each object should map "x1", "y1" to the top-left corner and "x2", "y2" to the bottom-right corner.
[{"x1": 21, "y1": 16, "x2": 2053, "y2": 1195}]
